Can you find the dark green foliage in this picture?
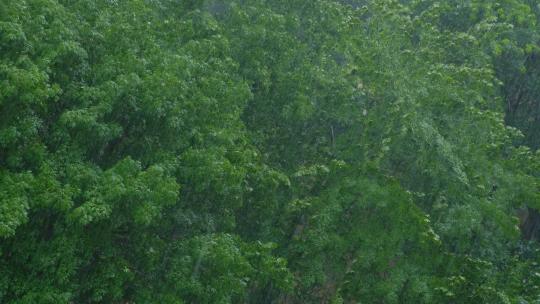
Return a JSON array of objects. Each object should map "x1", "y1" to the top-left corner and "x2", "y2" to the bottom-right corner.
[{"x1": 0, "y1": 0, "x2": 539, "y2": 303}]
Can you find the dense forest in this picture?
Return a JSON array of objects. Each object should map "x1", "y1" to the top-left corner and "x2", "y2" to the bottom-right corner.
[{"x1": 1, "y1": 0, "x2": 540, "y2": 303}]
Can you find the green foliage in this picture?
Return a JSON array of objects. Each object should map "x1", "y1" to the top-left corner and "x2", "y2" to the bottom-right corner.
[{"x1": 1, "y1": 0, "x2": 539, "y2": 303}]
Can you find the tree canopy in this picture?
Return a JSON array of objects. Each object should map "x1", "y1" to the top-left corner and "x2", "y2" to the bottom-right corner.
[{"x1": 1, "y1": 0, "x2": 540, "y2": 303}]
